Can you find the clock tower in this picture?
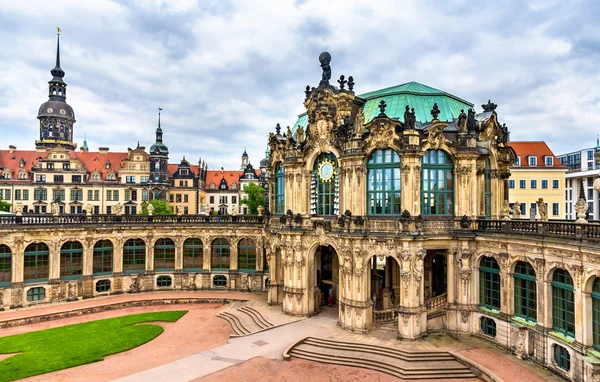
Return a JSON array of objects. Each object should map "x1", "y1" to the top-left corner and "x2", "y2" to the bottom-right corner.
[{"x1": 36, "y1": 29, "x2": 77, "y2": 151}]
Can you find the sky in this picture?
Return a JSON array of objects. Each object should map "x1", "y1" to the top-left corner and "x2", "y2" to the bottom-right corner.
[{"x1": 0, "y1": 0, "x2": 599, "y2": 169}]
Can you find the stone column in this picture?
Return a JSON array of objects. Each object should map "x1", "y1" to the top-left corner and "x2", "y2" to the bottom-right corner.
[
  {"x1": 582, "y1": 291, "x2": 593, "y2": 347},
  {"x1": 111, "y1": 237, "x2": 124, "y2": 294},
  {"x1": 397, "y1": 245, "x2": 426, "y2": 340},
  {"x1": 145, "y1": 238, "x2": 154, "y2": 272},
  {"x1": 574, "y1": 266, "x2": 585, "y2": 346},
  {"x1": 82, "y1": 238, "x2": 94, "y2": 298},
  {"x1": 400, "y1": 152, "x2": 423, "y2": 217},
  {"x1": 447, "y1": 249, "x2": 456, "y2": 306},
  {"x1": 12, "y1": 240, "x2": 24, "y2": 284},
  {"x1": 49, "y1": 239, "x2": 60, "y2": 280},
  {"x1": 175, "y1": 237, "x2": 184, "y2": 271}
]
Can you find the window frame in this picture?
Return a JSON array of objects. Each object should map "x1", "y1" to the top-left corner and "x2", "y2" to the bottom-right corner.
[
  {"x1": 479, "y1": 256, "x2": 501, "y2": 310},
  {"x1": 421, "y1": 150, "x2": 454, "y2": 217},
  {"x1": 514, "y1": 261, "x2": 537, "y2": 322},
  {"x1": 552, "y1": 269, "x2": 575, "y2": 337},
  {"x1": 367, "y1": 149, "x2": 401, "y2": 216},
  {"x1": 238, "y1": 238, "x2": 257, "y2": 272},
  {"x1": 123, "y1": 238, "x2": 146, "y2": 274}
]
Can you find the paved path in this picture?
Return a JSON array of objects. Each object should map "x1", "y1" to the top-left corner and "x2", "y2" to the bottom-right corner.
[{"x1": 114, "y1": 313, "x2": 338, "y2": 381}]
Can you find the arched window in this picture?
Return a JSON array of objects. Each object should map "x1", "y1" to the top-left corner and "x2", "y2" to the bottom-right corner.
[
  {"x1": 593, "y1": 278, "x2": 600, "y2": 350},
  {"x1": 552, "y1": 269, "x2": 575, "y2": 337},
  {"x1": 0, "y1": 244, "x2": 11, "y2": 286},
  {"x1": 123, "y1": 239, "x2": 146, "y2": 273},
  {"x1": 514, "y1": 262, "x2": 536, "y2": 322},
  {"x1": 312, "y1": 153, "x2": 338, "y2": 216},
  {"x1": 154, "y1": 238, "x2": 175, "y2": 271},
  {"x1": 238, "y1": 238, "x2": 256, "y2": 272},
  {"x1": 421, "y1": 150, "x2": 454, "y2": 216},
  {"x1": 367, "y1": 149, "x2": 401, "y2": 215},
  {"x1": 24, "y1": 243, "x2": 49, "y2": 283},
  {"x1": 213, "y1": 275, "x2": 227, "y2": 287},
  {"x1": 274, "y1": 163, "x2": 285, "y2": 214},
  {"x1": 479, "y1": 256, "x2": 500, "y2": 310},
  {"x1": 483, "y1": 159, "x2": 492, "y2": 218},
  {"x1": 183, "y1": 238, "x2": 203, "y2": 271},
  {"x1": 60, "y1": 241, "x2": 83, "y2": 280},
  {"x1": 93, "y1": 240, "x2": 113, "y2": 275},
  {"x1": 481, "y1": 317, "x2": 496, "y2": 337},
  {"x1": 211, "y1": 238, "x2": 230, "y2": 270}
]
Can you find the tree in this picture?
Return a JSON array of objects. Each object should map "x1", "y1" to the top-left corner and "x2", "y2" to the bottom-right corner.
[
  {"x1": 0, "y1": 197, "x2": 11, "y2": 213},
  {"x1": 140, "y1": 199, "x2": 174, "y2": 215},
  {"x1": 240, "y1": 183, "x2": 266, "y2": 215}
]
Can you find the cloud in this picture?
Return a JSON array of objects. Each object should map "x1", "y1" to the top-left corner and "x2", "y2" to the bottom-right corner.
[{"x1": 0, "y1": 0, "x2": 599, "y2": 169}]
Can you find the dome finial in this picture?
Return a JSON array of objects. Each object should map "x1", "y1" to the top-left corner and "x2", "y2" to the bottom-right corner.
[{"x1": 51, "y1": 27, "x2": 65, "y2": 80}]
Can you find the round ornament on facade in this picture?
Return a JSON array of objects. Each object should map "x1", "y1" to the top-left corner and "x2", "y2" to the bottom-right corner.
[
  {"x1": 47, "y1": 108, "x2": 53, "y2": 113},
  {"x1": 318, "y1": 159, "x2": 335, "y2": 182},
  {"x1": 60, "y1": 109, "x2": 66, "y2": 115}
]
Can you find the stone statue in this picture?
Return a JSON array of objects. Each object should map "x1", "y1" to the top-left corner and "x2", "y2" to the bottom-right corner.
[
  {"x1": 176, "y1": 203, "x2": 183, "y2": 215},
  {"x1": 295, "y1": 126, "x2": 305, "y2": 143},
  {"x1": 513, "y1": 201, "x2": 521, "y2": 218},
  {"x1": 536, "y1": 198, "x2": 548, "y2": 221},
  {"x1": 403, "y1": 105, "x2": 416, "y2": 129},
  {"x1": 84, "y1": 203, "x2": 92, "y2": 216},
  {"x1": 594, "y1": 177, "x2": 600, "y2": 194},
  {"x1": 319, "y1": 52, "x2": 332, "y2": 86},
  {"x1": 355, "y1": 108, "x2": 365, "y2": 137},
  {"x1": 51, "y1": 203, "x2": 59, "y2": 216},
  {"x1": 188, "y1": 274, "x2": 197, "y2": 291},
  {"x1": 15, "y1": 203, "x2": 23, "y2": 216},
  {"x1": 0, "y1": 291, "x2": 4, "y2": 311},
  {"x1": 501, "y1": 200, "x2": 512, "y2": 220},
  {"x1": 497, "y1": 123, "x2": 509, "y2": 145},
  {"x1": 457, "y1": 109, "x2": 467, "y2": 134},
  {"x1": 315, "y1": 110, "x2": 333, "y2": 139},
  {"x1": 113, "y1": 203, "x2": 123, "y2": 215},
  {"x1": 129, "y1": 275, "x2": 140, "y2": 293},
  {"x1": 467, "y1": 108, "x2": 477, "y2": 134},
  {"x1": 431, "y1": 103, "x2": 440, "y2": 120},
  {"x1": 67, "y1": 283, "x2": 77, "y2": 301},
  {"x1": 147, "y1": 203, "x2": 154, "y2": 216},
  {"x1": 286, "y1": 125, "x2": 293, "y2": 139}
]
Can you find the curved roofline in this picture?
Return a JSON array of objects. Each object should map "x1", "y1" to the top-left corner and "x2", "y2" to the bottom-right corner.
[{"x1": 358, "y1": 81, "x2": 474, "y2": 107}]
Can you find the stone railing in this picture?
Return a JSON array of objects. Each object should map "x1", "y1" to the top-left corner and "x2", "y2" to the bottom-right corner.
[
  {"x1": 477, "y1": 219, "x2": 600, "y2": 241},
  {"x1": 425, "y1": 293, "x2": 447, "y2": 313},
  {"x1": 0, "y1": 214, "x2": 265, "y2": 228},
  {"x1": 373, "y1": 306, "x2": 399, "y2": 323}
]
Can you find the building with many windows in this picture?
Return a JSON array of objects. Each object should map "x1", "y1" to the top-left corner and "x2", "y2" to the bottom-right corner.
[
  {"x1": 557, "y1": 142, "x2": 600, "y2": 220},
  {"x1": 507, "y1": 141, "x2": 566, "y2": 219}
]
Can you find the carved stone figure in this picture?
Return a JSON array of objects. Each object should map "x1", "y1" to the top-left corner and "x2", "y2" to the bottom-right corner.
[
  {"x1": 427, "y1": 124, "x2": 446, "y2": 150},
  {"x1": 67, "y1": 283, "x2": 77, "y2": 301},
  {"x1": 501, "y1": 200, "x2": 512, "y2": 220},
  {"x1": 295, "y1": 125, "x2": 305, "y2": 143},
  {"x1": 51, "y1": 203, "x2": 59, "y2": 216},
  {"x1": 147, "y1": 203, "x2": 155, "y2": 215},
  {"x1": 319, "y1": 52, "x2": 332, "y2": 86},
  {"x1": 481, "y1": 100, "x2": 497, "y2": 112},
  {"x1": 113, "y1": 203, "x2": 123, "y2": 215},
  {"x1": 536, "y1": 198, "x2": 548, "y2": 221},
  {"x1": 15, "y1": 203, "x2": 23, "y2": 216},
  {"x1": 0, "y1": 291, "x2": 4, "y2": 311},
  {"x1": 176, "y1": 203, "x2": 183, "y2": 215},
  {"x1": 467, "y1": 108, "x2": 477, "y2": 134},
  {"x1": 457, "y1": 109, "x2": 467, "y2": 134},
  {"x1": 514, "y1": 330, "x2": 528, "y2": 359},
  {"x1": 84, "y1": 203, "x2": 92, "y2": 216},
  {"x1": 513, "y1": 201, "x2": 521, "y2": 218},
  {"x1": 189, "y1": 274, "x2": 197, "y2": 290},
  {"x1": 431, "y1": 103, "x2": 440, "y2": 120},
  {"x1": 315, "y1": 110, "x2": 333, "y2": 140},
  {"x1": 497, "y1": 123, "x2": 509, "y2": 145},
  {"x1": 594, "y1": 177, "x2": 600, "y2": 194},
  {"x1": 355, "y1": 108, "x2": 365, "y2": 137},
  {"x1": 129, "y1": 275, "x2": 140, "y2": 293},
  {"x1": 403, "y1": 105, "x2": 416, "y2": 130}
]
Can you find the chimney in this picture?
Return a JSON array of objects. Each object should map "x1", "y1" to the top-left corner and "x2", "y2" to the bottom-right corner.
[
  {"x1": 8, "y1": 145, "x2": 16, "y2": 154},
  {"x1": 99, "y1": 147, "x2": 109, "y2": 154}
]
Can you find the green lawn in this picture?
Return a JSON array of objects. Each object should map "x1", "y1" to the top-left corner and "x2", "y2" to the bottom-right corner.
[{"x1": 0, "y1": 310, "x2": 187, "y2": 381}]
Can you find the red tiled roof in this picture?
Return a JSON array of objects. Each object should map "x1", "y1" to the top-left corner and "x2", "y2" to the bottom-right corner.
[
  {"x1": 508, "y1": 141, "x2": 565, "y2": 168},
  {"x1": 168, "y1": 164, "x2": 199, "y2": 176},
  {"x1": 70, "y1": 151, "x2": 129, "y2": 180},
  {"x1": 206, "y1": 170, "x2": 243, "y2": 189},
  {"x1": 0, "y1": 149, "x2": 46, "y2": 182}
]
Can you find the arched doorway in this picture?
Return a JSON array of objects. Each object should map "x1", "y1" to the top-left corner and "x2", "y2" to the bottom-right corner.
[
  {"x1": 313, "y1": 245, "x2": 339, "y2": 315},
  {"x1": 424, "y1": 252, "x2": 447, "y2": 299},
  {"x1": 369, "y1": 255, "x2": 401, "y2": 329}
]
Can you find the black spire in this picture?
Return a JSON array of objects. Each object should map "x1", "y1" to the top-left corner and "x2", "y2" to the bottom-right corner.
[
  {"x1": 48, "y1": 28, "x2": 66, "y2": 102},
  {"x1": 156, "y1": 107, "x2": 163, "y2": 141},
  {"x1": 51, "y1": 29, "x2": 65, "y2": 80}
]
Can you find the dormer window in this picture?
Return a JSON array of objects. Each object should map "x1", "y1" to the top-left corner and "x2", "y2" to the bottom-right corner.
[
  {"x1": 528, "y1": 156, "x2": 537, "y2": 166},
  {"x1": 19, "y1": 160, "x2": 25, "y2": 168},
  {"x1": 105, "y1": 160, "x2": 111, "y2": 170},
  {"x1": 231, "y1": 182, "x2": 237, "y2": 190},
  {"x1": 180, "y1": 169, "x2": 189, "y2": 176},
  {"x1": 210, "y1": 181, "x2": 216, "y2": 190},
  {"x1": 514, "y1": 156, "x2": 521, "y2": 166},
  {"x1": 545, "y1": 156, "x2": 553, "y2": 166},
  {"x1": 219, "y1": 178, "x2": 228, "y2": 190}
]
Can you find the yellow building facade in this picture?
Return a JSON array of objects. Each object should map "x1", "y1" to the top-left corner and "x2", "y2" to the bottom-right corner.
[{"x1": 508, "y1": 141, "x2": 567, "y2": 219}]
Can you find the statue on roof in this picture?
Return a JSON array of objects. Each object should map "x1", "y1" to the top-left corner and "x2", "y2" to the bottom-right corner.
[
  {"x1": 319, "y1": 52, "x2": 332, "y2": 86},
  {"x1": 482, "y1": 100, "x2": 497, "y2": 112},
  {"x1": 467, "y1": 108, "x2": 477, "y2": 134},
  {"x1": 431, "y1": 103, "x2": 440, "y2": 120},
  {"x1": 295, "y1": 125, "x2": 305, "y2": 143},
  {"x1": 403, "y1": 105, "x2": 416, "y2": 130},
  {"x1": 347, "y1": 76, "x2": 354, "y2": 91},
  {"x1": 457, "y1": 109, "x2": 467, "y2": 134},
  {"x1": 337, "y1": 75, "x2": 347, "y2": 90},
  {"x1": 497, "y1": 123, "x2": 509, "y2": 145}
]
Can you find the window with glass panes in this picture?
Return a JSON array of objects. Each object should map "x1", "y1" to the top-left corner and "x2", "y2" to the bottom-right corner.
[
  {"x1": 367, "y1": 149, "x2": 401, "y2": 215},
  {"x1": 483, "y1": 159, "x2": 492, "y2": 218},
  {"x1": 93, "y1": 240, "x2": 113, "y2": 275},
  {"x1": 24, "y1": 243, "x2": 49, "y2": 283},
  {"x1": 421, "y1": 150, "x2": 454, "y2": 216},
  {"x1": 211, "y1": 238, "x2": 230, "y2": 270},
  {"x1": 60, "y1": 241, "x2": 83, "y2": 279},
  {"x1": 554, "y1": 344, "x2": 571, "y2": 371},
  {"x1": 157, "y1": 275, "x2": 172, "y2": 287},
  {"x1": 274, "y1": 163, "x2": 285, "y2": 214},
  {"x1": 213, "y1": 275, "x2": 227, "y2": 287},
  {"x1": 552, "y1": 269, "x2": 575, "y2": 337},
  {"x1": 154, "y1": 238, "x2": 175, "y2": 271},
  {"x1": 95, "y1": 279, "x2": 111, "y2": 293},
  {"x1": 514, "y1": 262, "x2": 537, "y2": 321},
  {"x1": 26, "y1": 287, "x2": 46, "y2": 302},
  {"x1": 123, "y1": 238, "x2": 146, "y2": 273},
  {"x1": 183, "y1": 238, "x2": 203, "y2": 271},
  {"x1": 479, "y1": 256, "x2": 500, "y2": 310},
  {"x1": 238, "y1": 238, "x2": 257, "y2": 272},
  {"x1": 480, "y1": 317, "x2": 496, "y2": 337},
  {"x1": 313, "y1": 153, "x2": 337, "y2": 215},
  {"x1": 593, "y1": 278, "x2": 600, "y2": 351},
  {"x1": 0, "y1": 244, "x2": 11, "y2": 286}
]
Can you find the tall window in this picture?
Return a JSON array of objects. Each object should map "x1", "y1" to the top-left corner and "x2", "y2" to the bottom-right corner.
[
  {"x1": 60, "y1": 241, "x2": 83, "y2": 279},
  {"x1": 238, "y1": 238, "x2": 257, "y2": 272},
  {"x1": 479, "y1": 256, "x2": 500, "y2": 310},
  {"x1": 274, "y1": 163, "x2": 285, "y2": 214},
  {"x1": 593, "y1": 278, "x2": 600, "y2": 350},
  {"x1": 312, "y1": 153, "x2": 337, "y2": 216},
  {"x1": 421, "y1": 150, "x2": 454, "y2": 216},
  {"x1": 211, "y1": 238, "x2": 230, "y2": 270},
  {"x1": 514, "y1": 262, "x2": 536, "y2": 322},
  {"x1": 154, "y1": 238, "x2": 175, "y2": 271},
  {"x1": 123, "y1": 239, "x2": 146, "y2": 273},
  {"x1": 24, "y1": 243, "x2": 49, "y2": 283},
  {"x1": 183, "y1": 238, "x2": 203, "y2": 271},
  {"x1": 552, "y1": 269, "x2": 575, "y2": 337},
  {"x1": 93, "y1": 240, "x2": 113, "y2": 275},
  {"x1": 367, "y1": 149, "x2": 401, "y2": 215},
  {"x1": 483, "y1": 159, "x2": 492, "y2": 218},
  {"x1": 0, "y1": 244, "x2": 11, "y2": 286}
]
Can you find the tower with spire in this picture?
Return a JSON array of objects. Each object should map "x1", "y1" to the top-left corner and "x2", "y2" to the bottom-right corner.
[
  {"x1": 36, "y1": 28, "x2": 77, "y2": 151},
  {"x1": 149, "y1": 108, "x2": 170, "y2": 200},
  {"x1": 241, "y1": 147, "x2": 249, "y2": 169}
]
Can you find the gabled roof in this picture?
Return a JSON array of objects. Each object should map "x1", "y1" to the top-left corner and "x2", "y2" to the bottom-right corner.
[
  {"x1": 206, "y1": 170, "x2": 243, "y2": 190},
  {"x1": 168, "y1": 163, "x2": 199, "y2": 177},
  {"x1": 508, "y1": 141, "x2": 565, "y2": 169},
  {"x1": 0, "y1": 149, "x2": 46, "y2": 182},
  {"x1": 71, "y1": 151, "x2": 129, "y2": 180}
]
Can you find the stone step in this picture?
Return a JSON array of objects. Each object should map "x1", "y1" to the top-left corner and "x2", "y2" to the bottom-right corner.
[
  {"x1": 288, "y1": 347, "x2": 477, "y2": 380},
  {"x1": 303, "y1": 337, "x2": 456, "y2": 361},
  {"x1": 217, "y1": 311, "x2": 252, "y2": 336},
  {"x1": 239, "y1": 306, "x2": 273, "y2": 329}
]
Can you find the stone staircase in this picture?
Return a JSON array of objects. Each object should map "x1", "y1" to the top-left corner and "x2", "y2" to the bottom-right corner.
[
  {"x1": 217, "y1": 300, "x2": 303, "y2": 337},
  {"x1": 284, "y1": 336, "x2": 478, "y2": 380}
]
